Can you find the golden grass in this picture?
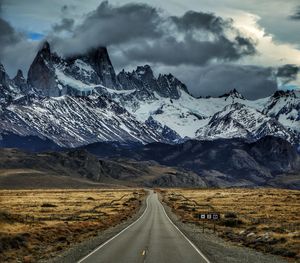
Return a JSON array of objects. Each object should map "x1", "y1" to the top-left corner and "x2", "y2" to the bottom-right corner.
[
  {"x1": 0, "y1": 189, "x2": 145, "y2": 262},
  {"x1": 160, "y1": 188, "x2": 300, "y2": 260}
]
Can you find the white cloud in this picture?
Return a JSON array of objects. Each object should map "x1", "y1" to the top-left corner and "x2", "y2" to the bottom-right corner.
[{"x1": 229, "y1": 11, "x2": 300, "y2": 67}]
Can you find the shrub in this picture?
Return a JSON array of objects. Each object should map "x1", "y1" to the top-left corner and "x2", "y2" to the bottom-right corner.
[
  {"x1": 222, "y1": 218, "x2": 243, "y2": 227},
  {"x1": 128, "y1": 197, "x2": 138, "y2": 202},
  {"x1": 0, "y1": 210, "x2": 13, "y2": 222},
  {"x1": 224, "y1": 212, "x2": 237, "y2": 218},
  {"x1": 0, "y1": 234, "x2": 28, "y2": 252},
  {"x1": 177, "y1": 204, "x2": 190, "y2": 211},
  {"x1": 41, "y1": 203, "x2": 57, "y2": 208}
]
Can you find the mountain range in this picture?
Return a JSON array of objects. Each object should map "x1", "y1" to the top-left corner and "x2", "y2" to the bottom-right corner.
[{"x1": 0, "y1": 41, "x2": 299, "y2": 149}]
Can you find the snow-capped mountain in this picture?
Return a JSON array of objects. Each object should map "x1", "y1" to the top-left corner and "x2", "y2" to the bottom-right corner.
[
  {"x1": 0, "y1": 95, "x2": 169, "y2": 147},
  {"x1": 98, "y1": 84, "x2": 299, "y2": 143},
  {"x1": 0, "y1": 42, "x2": 299, "y2": 148},
  {"x1": 196, "y1": 103, "x2": 296, "y2": 143},
  {"x1": 262, "y1": 90, "x2": 300, "y2": 134}
]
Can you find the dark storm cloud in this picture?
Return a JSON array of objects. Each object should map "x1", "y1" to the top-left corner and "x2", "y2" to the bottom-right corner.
[
  {"x1": 0, "y1": 16, "x2": 38, "y2": 76},
  {"x1": 170, "y1": 64, "x2": 277, "y2": 100},
  {"x1": 52, "y1": 18, "x2": 74, "y2": 32},
  {"x1": 276, "y1": 64, "x2": 299, "y2": 85},
  {"x1": 0, "y1": 17, "x2": 22, "y2": 45},
  {"x1": 277, "y1": 64, "x2": 299, "y2": 78},
  {"x1": 60, "y1": 4, "x2": 77, "y2": 15},
  {"x1": 170, "y1": 11, "x2": 257, "y2": 61},
  {"x1": 61, "y1": 5, "x2": 68, "y2": 13},
  {"x1": 52, "y1": 1, "x2": 163, "y2": 56},
  {"x1": 124, "y1": 34, "x2": 255, "y2": 66},
  {"x1": 52, "y1": 1, "x2": 256, "y2": 65},
  {"x1": 171, "y1": 10, "x2": 230, "y2": 33},
  {"x1": 121, "y1": 10, "x2": 256, "y2": 66},
  {"x1": 289, "y1": 6, "x2": 300, "y2": 20}
]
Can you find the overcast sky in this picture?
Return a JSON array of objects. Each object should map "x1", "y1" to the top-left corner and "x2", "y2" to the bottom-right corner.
[{"x1": 0, "y1": 0, "x2": 299, "y2": 99}]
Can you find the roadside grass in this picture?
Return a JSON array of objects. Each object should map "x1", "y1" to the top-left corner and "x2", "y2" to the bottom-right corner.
[
  {"x1": 160, "y1": 188, "x2": 300, "y2": 261},
  {"x1": 0, "y1": 189, "x2": 145, "y2": 262}
]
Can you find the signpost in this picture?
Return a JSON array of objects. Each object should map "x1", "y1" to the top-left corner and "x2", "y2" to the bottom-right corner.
[
  {"x1": 197, "y1": 213, "x2": 220, "y2": 220},
  {"x1": 196, "y1": 213, "x2": 220, "y2": 233}
]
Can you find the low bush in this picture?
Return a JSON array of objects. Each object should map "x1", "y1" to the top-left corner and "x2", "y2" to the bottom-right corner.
[
  {"x1": 221, "y1": 218, "x2": 243, "y2": 227},
  {"x1": 41, "y1": 203, "x2": 57, "y2": 208},
  {"x1": 224, "y1": 212, "x2": 237, "y2": 218}
]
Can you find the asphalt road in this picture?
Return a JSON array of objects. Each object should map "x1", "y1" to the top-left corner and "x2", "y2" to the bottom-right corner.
[{"x1": 78, "y1": 191, "x2": 210, "y2": 263}]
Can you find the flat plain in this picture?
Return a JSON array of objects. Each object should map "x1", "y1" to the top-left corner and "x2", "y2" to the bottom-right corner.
[
  {"x1": 160, "y1": 188, "x2": 300, "y2": 261},
  {"x1": 0, "y1": 189, "x2": 145, "y2": 262}
]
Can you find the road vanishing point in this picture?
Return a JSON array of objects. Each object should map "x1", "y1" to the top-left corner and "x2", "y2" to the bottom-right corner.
[{"x1": 78, "y1": 191, "x2": 210, "y2": 263}]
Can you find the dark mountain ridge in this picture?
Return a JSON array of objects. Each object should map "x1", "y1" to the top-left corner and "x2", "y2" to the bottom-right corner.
[
  {"x1": 80, "y1": 136, "x2": 300, "y2": 189},
  {"x1": 0, "y1": 147, "x2": 206, "y2": 188},
  {"x1": 0, "y1": 136, "x2": 298, "y2": 189}
]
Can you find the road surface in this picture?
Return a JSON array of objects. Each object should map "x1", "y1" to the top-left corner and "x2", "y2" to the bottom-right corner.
[{"x1": 78, "y1": 191, "x2": 210, "y2": 263}]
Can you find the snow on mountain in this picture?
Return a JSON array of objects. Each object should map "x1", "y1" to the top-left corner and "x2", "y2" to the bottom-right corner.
[
  {"x1": 0, "y1": 95, "x2": 167, "y2": 147},
  {"x1": 196, "y1": 103, "x2": 296, "y2": 143},
  {"x1": 73, "y1": 77, "x2": 299, "y2": 144},
  {"x1": 99, "y1": 85, "x2": 261, "y2": 138},
  {"x1": 262, "y1": 90, "x2": 300, "y2": 133}
]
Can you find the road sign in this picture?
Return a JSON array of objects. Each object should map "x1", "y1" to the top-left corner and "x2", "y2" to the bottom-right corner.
[
  {"x1": 198, "y1": 213, "x2": 220, "y2": 220},
  {"x1": 212, "y1": 214, "x2": 219, "y2": 220}
]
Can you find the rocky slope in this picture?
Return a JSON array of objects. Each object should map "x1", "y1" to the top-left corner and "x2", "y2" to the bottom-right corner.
[
  {"x1": 0, "y1": 63, "x2": 28, "y2": 106},
  {"x1": 81, "y1": 136, "x2": 300, "y2": 189},
  {"x1": 0, "y1": 95, "x2": 166, "y2": 147},
  {"x1": 0, "y1": 148, "x2": 205, "y2": 188}
]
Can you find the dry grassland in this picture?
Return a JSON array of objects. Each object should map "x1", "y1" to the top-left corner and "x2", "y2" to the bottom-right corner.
[
  {"x1": 0, "y1": 189, "x2": 145, "y2": 262},
  {"x1": 160, "y1": 188, "x2": 300, "y2": 261}
]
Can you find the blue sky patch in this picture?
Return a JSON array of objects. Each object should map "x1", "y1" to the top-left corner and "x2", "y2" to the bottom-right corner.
[
  {"x1": 281, "y1": 84, "x2": 300, "y2": 91},
  {"x1": 27, "y1": 32, "x2": 45, "y2": 41}
]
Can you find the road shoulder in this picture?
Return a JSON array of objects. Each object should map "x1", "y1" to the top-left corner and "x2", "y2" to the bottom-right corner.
[{"x1": 161, "y1": 199, "x2": 288, "y2": 263}]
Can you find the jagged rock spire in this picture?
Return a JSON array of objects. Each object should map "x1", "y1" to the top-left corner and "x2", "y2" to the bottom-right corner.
[
  {"x1": 219, "y1": 88, "x2": 245, "y2": 100},
  {"x1": 27, "y1": 41, "x2": 58, "y2": 97},
  {"x1": 117, "y1": 64, "x2": 189, "y2": 99},
  {"x1": 0, "y1": 62, "x2": 9, "y2": 86},
  {"x1": 13, "y1": 69, "x2": 29, "y2": 92},
  {"x1": 75, "y1": 46, "x2": 120, "y2": 89}
]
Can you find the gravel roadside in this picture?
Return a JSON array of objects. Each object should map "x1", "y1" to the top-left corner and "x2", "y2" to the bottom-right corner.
[
  {"x1": 42, "y1": 193, "x2": 148, "y2": 263},
  {"x1": 161, "y1": 201, "x2": 290, "y2": 263}
]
